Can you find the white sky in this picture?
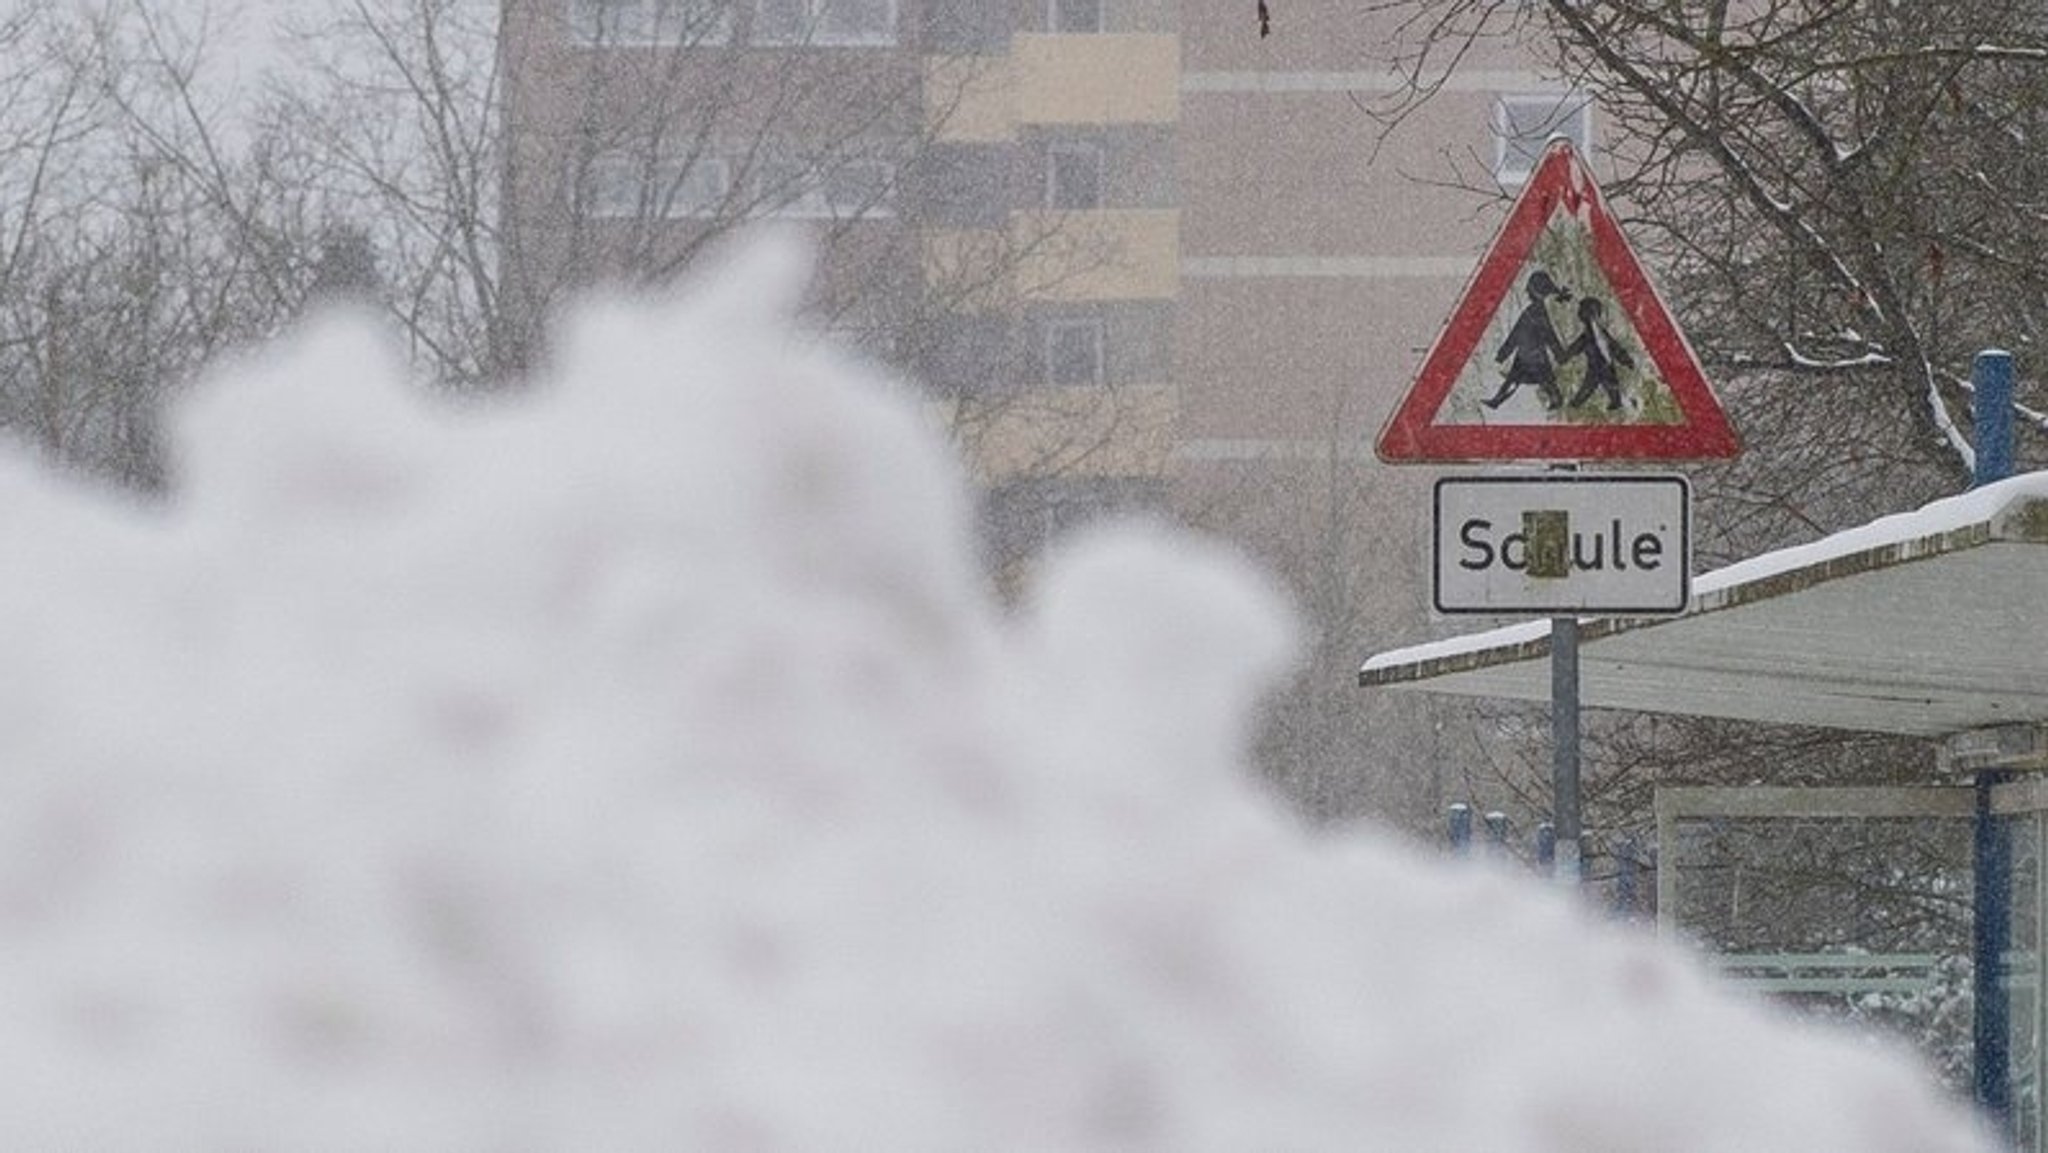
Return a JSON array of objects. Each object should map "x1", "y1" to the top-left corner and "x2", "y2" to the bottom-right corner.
[{"x1": 0, "y1": 222, "x2": 1995, "y2": 1146}]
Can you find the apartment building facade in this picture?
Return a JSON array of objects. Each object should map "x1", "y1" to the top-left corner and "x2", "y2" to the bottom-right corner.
[
  {"x1": 498, "y1": 0, "x2": 1588, "y2": 816},
  {"x1": 497, "y1": 0, "x2": 1189, "y2": 573}
]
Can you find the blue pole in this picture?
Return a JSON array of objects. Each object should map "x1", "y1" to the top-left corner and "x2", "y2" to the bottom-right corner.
[
  {"x1": 1970, "y1": 350, "x2": 2017, "y2": 1133},
  {"x1": 1483, "y1": 811, "x2": 1509, "y2": 851},
  {"x1": 1448, "y1": 803, "x2": 1473, "y2": 854},
  {"x1": 1973, "y1": 350, "x2": 2015, "y2": 490},
  {"x1": 1535, "y1": 822, "x2": 1556, "y2": 869},
  {"x1": 1974, "y1": 770, "x2": 2014, "y2": 1130}
]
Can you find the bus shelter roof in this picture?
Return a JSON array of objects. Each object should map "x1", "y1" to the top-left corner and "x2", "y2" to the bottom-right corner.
[{"x1": 1358, "y1": 472, "x2": 2048, "y2": 738}]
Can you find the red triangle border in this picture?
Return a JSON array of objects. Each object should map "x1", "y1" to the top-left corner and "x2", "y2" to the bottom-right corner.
[{"x1": 1375, "y1": 141, "x2": 1739, "y2": 463}]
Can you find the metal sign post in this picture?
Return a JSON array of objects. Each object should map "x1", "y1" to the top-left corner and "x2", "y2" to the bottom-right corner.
[
  {"x1": 1429, "y1": 471, "x2": 1689, "y2": 885},
  {"x1": 1538, "y1": 463, "x2": 1584, "y2": 888},
  {"x1": 1370, "y1": 137, "x2": 1735, "y2": 895},
  {"x1": 1426, "y1": 471, "x2": 1690, "y2": 887}
]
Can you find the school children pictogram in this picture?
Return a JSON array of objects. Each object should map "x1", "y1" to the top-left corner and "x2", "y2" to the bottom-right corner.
[
  {"x1": 1564, "y1": 295, "x2": 1633, "y2": 411},
  {"x1": 1482, "y1": 271, "x2": 1572, "y2": 412},
  {"x1": 1466, "y1": 259, "x2": 1652, "y2": 423},
  {"x1": 1375, "y1": 138, "x2": 1738, "y2": 463}
]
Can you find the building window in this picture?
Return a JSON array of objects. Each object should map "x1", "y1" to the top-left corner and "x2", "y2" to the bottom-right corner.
[
  {"x1": 753, "y1": 0, "x2": 896, "y2": 44},
  {"x1": 984, "y1": 476, "x2": 1163, "y2": 565},
  {"x1": 819, "y1": 157, "x2": 895, "y2": 217},
  {"x1": 1045, "y1": 317, "x2": 1105, "y2": 385},
  {"x1": 1493, "y1": 93, "x2": 1591, "y2": 184},
  {"x1": 913, "y1": 143, "x2": 1012, "y2": 228},
  {"x1": 1045, "y1": 143, "x2": 1103, "y2": 210},
  {"x1": 747, "y1": 153, "x2": 896, "y2": 218},
  {"x1": 583, "y1": 152, "x2": 731, "y2": 218},
  {"x1": 1048, "y1": 0, "x2": 1102, "y2": 32},
  {"x1": 917, "y1": 314, "x2": 1015, "y2": 396},
  {"x1": 571, "y1": 0, "x2": 732, "y2": 44},
  {"x1": 583, "y1": 153, "x2": 646, "y2": 218},
  {"x1": 660, "y1": 157, "x2": 733, "y2": 216}
]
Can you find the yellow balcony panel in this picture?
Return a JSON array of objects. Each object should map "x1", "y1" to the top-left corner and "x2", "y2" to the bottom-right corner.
[
  {"x1": 921, "y1": 226, "x2": 1017, "y2": 313},
  {"x1": 947, "y1": 383, "x2": 1177, "y2": 484},
  {"x1": 926, "y1": 54, "x2": 1016, "y2": 143},
  {"x1": 923, "y1": 210, "x2": 1180, "y2": 309},
  {"x1": 1013, "y1": 209, "x2": 1180, "y2": 302},
  {"x1": 1013, "y1": 34, "x2": 1179, "y2": 125}
]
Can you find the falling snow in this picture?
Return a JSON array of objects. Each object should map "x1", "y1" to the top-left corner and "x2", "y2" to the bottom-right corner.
[{"x1": 0, "y1": 233, "x2": 1992, "y2": 1151}]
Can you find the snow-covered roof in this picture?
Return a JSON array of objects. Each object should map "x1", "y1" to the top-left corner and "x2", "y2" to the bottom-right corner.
[{"x1": 1360, "y1": 472, "x2": 2048, "y2": 736}]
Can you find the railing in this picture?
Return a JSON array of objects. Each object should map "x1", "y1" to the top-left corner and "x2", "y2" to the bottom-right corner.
[{"x1": 1709, "y1": 952, "x2": 1945, "y2": 996}]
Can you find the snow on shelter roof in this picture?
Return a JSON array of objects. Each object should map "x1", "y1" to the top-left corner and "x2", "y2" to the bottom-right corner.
[{"x1": 1359, "y1": 471, "x2": 2048, "y2": 737}]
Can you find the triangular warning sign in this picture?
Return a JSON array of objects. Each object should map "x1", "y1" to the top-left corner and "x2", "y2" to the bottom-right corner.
[{"x1": 1376, "y1": 139, "x2": 1738, "y2": 463}]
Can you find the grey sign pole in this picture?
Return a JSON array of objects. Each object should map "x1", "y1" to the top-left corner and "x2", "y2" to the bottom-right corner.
[
  {"x1": 1539, "y1": 461, "x2": 1583, "y2": 887},
  {"x1": 1550, "y1": 614, "x2": 1581, "y2": 884},
  {"x1": 1425, "y1": 471, "x2": 1692, "y2": 890}
]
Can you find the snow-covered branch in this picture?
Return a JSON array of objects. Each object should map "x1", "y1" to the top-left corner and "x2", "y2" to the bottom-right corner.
[{"x1": 1780, "y1": 343, "x2": 1894, "y2": 372}]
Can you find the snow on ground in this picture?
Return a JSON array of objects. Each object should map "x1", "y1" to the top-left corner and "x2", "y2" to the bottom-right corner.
[{"x1": 0, "y1": 232, "x2": 1993, "y2": 1150}]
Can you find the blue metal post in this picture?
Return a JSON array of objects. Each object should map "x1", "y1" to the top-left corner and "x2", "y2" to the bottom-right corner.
[
  {"x1": 1971, "y1": 349, "x2": 2017, "y2": 1133},
  {"x1": 1483, "y1": 811, "x2": 1509, "y2": 852},
  {"x1": 1535, "y1": 822, "x2": 1556, "y2": 869},
  {"x1": 1973, "y1": 350, "x2": 2015, "y2": 490},
  {"x1": 1975, "y1": 770, "x2": 2014, "y2": 1130},
  {"x1": 1448, "y1": 803, "x2": 1473, "y2": 854}
]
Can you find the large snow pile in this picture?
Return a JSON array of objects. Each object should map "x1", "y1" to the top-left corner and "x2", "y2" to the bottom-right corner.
[{"x1": 0, "y1": 234, "x2": 1990, "y2": 1150}]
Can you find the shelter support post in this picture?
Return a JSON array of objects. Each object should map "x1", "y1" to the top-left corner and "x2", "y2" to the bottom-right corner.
[
  {"x1": 1947, "y1": 725, "x2": 2048, "y2": 1134},
  {"x1": 1974, "y1": 769, "x2": 2014, "y2": 1129},
  {"x1": 1968, "y1": 348, "x2": 2020, "y2": 1130},
  {"x1": 1551, "y1": 616, "x2": 1581, "y2": 885}
]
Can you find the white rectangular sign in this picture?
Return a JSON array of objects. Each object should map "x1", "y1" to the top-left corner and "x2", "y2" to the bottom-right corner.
[{"x1": 1433, "y1": 474, "x2": 1690, "y2": 615}]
